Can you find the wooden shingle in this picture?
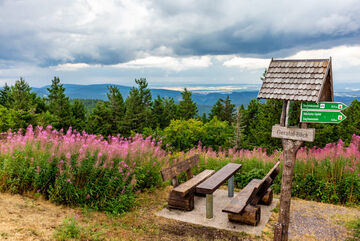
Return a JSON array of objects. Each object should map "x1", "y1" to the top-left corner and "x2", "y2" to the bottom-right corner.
[{"x1": 257, "y1": 58, "x2": 333, "y2": 103}]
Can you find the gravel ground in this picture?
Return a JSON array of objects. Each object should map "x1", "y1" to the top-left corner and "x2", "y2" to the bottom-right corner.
[{"x1": 288, "y1": 198, "x2": 360, "y2": 240}]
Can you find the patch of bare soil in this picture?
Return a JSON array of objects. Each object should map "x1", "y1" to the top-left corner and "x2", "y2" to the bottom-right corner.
[
  {"x1": 0, "y1": 193, "x2": 77, "y2": 240},
  {"x1": 0, "y1": 188, "x2": 359, "y2": 241},
  {"x1": 289, "y1": 198, "x2": 360, "y2": 240},
  {"x1": 159, "y1": 222, "x2": 251, "y2": 241}
]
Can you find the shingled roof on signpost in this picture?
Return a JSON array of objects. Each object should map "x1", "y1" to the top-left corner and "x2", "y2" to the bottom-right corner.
[{"x1": 257, "y1": 58, "x2": 333, "y2": 103}]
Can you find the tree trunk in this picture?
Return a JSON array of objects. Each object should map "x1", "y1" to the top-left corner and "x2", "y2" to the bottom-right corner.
[{"x1": 274, "y1": 139, "x2": 300, "y2": 241}]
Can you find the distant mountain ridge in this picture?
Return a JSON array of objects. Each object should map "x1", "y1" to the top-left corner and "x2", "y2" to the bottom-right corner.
[{"x1": 30, "y1": 84, "x2": 360, "y2": 114}]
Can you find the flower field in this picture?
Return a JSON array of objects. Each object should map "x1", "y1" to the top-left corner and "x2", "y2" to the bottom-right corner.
[
  {"x1": 0, "y1": 125, "x2": 359, "y2": 214},
  {"x1": 0, "y1": 125, "x2": 166, "y2": 213}
]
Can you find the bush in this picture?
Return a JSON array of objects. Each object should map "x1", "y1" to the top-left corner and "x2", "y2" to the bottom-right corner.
[
  {"x1": 202, "y1": 117, "x2": 234, "y2": 150},
  {"x1": 163, "y1": 119, "x2": 204, "y2": 151}
]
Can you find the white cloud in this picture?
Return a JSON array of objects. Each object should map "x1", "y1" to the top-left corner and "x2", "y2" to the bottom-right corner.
[
  {"x1": 223, "y1": 57, "x2": 270, "y2": 69},
  {"x1": 111, "y1": 56, "x2": 212, "y2": 71},
  {"x1": 289, "y1": 45, "x2": 360, "y2": 69},
  {"x1": 52, "y1": 63, "x2": 97, "y2": 71}
]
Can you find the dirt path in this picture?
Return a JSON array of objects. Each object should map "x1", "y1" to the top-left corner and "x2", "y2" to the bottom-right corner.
[
  {"x1": 0, "y1": 189, "x2": 358, "y2": 240},
  {"x1": 289, "y1": 198, "x2": 360, "y2": 240},
  {"x1": 0, "y1": 193, "x2": 77, "y2": 240}
]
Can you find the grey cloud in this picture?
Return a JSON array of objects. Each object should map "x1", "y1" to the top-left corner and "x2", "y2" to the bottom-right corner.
[{"x1": 0, "y1": 0, "x2": 359, "y2": 66}]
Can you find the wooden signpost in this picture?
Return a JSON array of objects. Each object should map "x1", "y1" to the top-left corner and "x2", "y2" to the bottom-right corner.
[{"x1": 257, "y1": 58, "x2": 335, "y2": 241}]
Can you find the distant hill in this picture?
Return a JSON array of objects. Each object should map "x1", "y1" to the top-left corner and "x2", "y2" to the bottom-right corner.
[
  {"x1": 28, "y1": 84, "x2": 359, "y2": 114},
  {"x1": 31, "y1": 84, "x2": 259, "y2": 114}
]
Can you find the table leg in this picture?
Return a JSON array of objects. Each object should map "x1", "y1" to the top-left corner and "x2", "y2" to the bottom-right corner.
[
  {"x1": 206, "y1": 194, "x2": 213, "y2": 219},
  {"x1": 228, "y1": 175, "x2": 234, "y2": 197}
]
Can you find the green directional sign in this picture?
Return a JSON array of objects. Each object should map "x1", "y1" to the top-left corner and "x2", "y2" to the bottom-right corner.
[
  {"x1": 301, "y1": 102, "x2": 348, "y2": 111},
  {"x1": 301, "y1": 110, "x2": 346, "y2": 123}
]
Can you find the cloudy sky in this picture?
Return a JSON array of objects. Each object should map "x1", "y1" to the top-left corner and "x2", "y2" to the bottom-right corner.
[{"x1": 0, "y1": 0, "x2": 360, "y2": 88}]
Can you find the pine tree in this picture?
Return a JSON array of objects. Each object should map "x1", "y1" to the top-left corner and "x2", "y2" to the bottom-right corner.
[
  {"x1": 201, "y1": 113, "x2": 208, "y2": 123},
  {"x1": 163, "y1": 97, "x2": 178, "y2": 125},
  {"x1": 11, "y1": 78, "x2": 37, "y2": 111},
  {"x1": 86, "y1": 101, "x2": 112, "y2": 137},
  {"x1": 178, "y1": 88, "x2": 197, "y2": 120},
  {"x1": 0, "y1": 83, "x2": 12, "y2": 108},
  {"x1": 209, "y1": 99, "x2": 223, "y2": 120},
  {"x1": 122, "y1": 78, "x2": 152, "y2": 135},
  {"x1": 71, "y1": 99, "x2": 86, "y2": 131},
  {"x1": 151, "y1": 95, "x2": 165, "y2": 128},
  {"x1": 107, "y1": 86, "x2": 125, "y2": 133},
  {"x1": 10, "y1": 78, "x2": 38, "y2": 130},
  {"x1": 47, "y1": 77, "x2": 72, "y2": 130},
  {"x1": 223, "y1": 95, "x2": 235, "y2": 124}
]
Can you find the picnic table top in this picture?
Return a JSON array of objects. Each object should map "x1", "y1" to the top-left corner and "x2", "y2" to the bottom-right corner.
[{"x1": 196, "y1": 163, "x2": 242, "y2": 194}]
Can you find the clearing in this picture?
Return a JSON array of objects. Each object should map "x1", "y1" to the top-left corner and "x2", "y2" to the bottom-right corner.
[{"x1": 0, "y1": 186, "x2": 359, "y2": 240}]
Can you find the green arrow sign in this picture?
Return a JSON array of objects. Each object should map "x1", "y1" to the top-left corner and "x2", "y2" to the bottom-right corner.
[
  {"x1": 301, "y1": 102, "x2": 348, "y2": 111},
  {"x1": 301, "y1": 110, "x2": 346, "y2": 123}
]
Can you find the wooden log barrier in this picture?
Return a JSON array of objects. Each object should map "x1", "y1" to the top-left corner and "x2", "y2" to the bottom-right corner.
[
  {"x1": 168, "y1": 190, "x2": 194, "y2": 211},
  {"x1": 259, "y1": 188, "x2": 273, "y2": 205},
  {"x1": 228, "y1": 205, "x2": 261, "y2": 226}
]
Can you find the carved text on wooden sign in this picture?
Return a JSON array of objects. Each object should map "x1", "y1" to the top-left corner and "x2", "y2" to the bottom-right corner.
[{"x1": 271, "y1": 125, "x2": 315, "y2": 142}]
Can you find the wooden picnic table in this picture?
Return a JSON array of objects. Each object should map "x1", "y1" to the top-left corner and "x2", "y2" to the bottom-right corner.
[{"x1": 196, "y1": 163, "x2": 242, "y2": 218}]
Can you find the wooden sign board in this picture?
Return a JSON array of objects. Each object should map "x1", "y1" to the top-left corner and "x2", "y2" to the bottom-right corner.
[{"x1": 271, "y1": 125, "x2": 315, "y2": 142}]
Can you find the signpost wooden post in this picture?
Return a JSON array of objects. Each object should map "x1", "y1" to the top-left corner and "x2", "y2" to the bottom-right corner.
[{"x1": 257, "y1": 58, "x2": 334, "y2": 241}]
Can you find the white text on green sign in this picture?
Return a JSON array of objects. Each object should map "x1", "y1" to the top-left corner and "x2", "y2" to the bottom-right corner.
[
  {"x1": 301, "y1": 102, "x2": 348, "y2": 111},
  {"x1": 301, "y1": 110, "x2": 346, "y2": 123}
]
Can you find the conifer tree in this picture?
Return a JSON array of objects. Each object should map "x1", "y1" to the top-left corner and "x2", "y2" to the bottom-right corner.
[
  {"x1": 209, "y1": 98, "x2": 223, "y2": 120},
  {"x1": 47, "y1": 77, "x2": 72, "y2": 130},
  {"x1": 71, "y1": 99, "x2": 86, "y2": 131},
  {"x1": 0, "y1": 83, "x2": 12, "y2": 108},
  {"x1": 10, "y1": 78, "x2": 38, "y2": 130},
  {"x1": 11, "y1": 78, "x2": 37, "y2": 111},
  {"x1": 107, "y1": 85, "x2": 125, "y2": 133},
  {"x1": 122, "y1": 78, "x2": 152, "y2": 135},
  {"x1": 86, "y1": 101, "x2": 112, "y2": 137},
  {"x1": 178, "y1": 88, "x2": 197, "y2": 120},
  {"x1": 223, "y1": 95, "x2": 235, "y2": 123}
]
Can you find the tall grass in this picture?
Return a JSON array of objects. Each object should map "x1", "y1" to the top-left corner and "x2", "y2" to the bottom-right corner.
[
  {"x1": 0, "y1": 125, "x2": 166, "y2": 213},
  {"x1": 185, "y1": 137, "x2": 360, "y2": 205},
  {"x1": 0, "y1": 125, "x2": 359, "y2": 212}
]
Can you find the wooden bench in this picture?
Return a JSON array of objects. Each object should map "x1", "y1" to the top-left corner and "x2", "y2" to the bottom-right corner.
[
  {"x1": 222, "y1": 161, "x2": 280, "y2": 226},
  {"x1": 160, "y1": 155, "x2": 215, "y2": 211},
  {"x1": 196, "y1": 163, "x2": 242, "y2": 218}
]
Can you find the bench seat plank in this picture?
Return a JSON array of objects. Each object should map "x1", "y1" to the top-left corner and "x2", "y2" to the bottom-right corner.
[
  {"x1": 173, "y1": 169, "x2": 215, "y2": 197},
  {"x1": 222, "y1": 179, "x2": 261, "y2": 214},
  {"x1": 196, "y1": 163, "x2": 242, "y2": 194},
  {"x1": 161, "y1": 155, "x2": 200, "y2": 181}
]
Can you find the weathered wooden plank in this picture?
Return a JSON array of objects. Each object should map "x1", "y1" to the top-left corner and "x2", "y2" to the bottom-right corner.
[
  {"x1": 160, "y1": 155, "x2": 200, "y2": 181},
  {"x1": 196, "y1": 163, "x2": 242, "y2": 194},
  {"x1": 228, "y1": 205, "x2": 261, "y2": 226},
  {"x1": 222, "y1": 179, "x2": 261, "y2": 214},
  {"x1": 271, "y1": 125, "x2": 315, "y2": 142},
  {"x1": 173, "y1": 169, "x2": 215, "y2": 197},
  {"x1": 263, "y1": 161, "x2": 281, "y2": 181}
]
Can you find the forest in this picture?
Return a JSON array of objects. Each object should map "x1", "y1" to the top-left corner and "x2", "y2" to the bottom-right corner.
[{"x1": 1, "y1": 76, "x2": 360, "y2": 152}]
